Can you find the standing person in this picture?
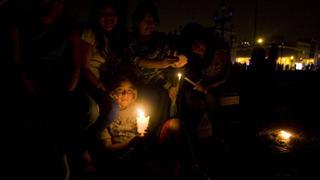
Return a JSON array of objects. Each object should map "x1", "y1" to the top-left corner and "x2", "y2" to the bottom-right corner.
[
  {"x1": 127, "y1": 2, "x2": 187, "y2": 138},
  {"x1": 266, "y1": 43, "x2": 279, "y2": 72},
  {"x1": 249, "y1": 45, "x2": 266, "y2": 73},
  {"x1": 12, "y1": 0, "x2": 82, "y2": 179}
]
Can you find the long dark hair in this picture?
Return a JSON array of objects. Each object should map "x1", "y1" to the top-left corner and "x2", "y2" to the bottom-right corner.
[{"x1": 89, "y1": 0, "x2": 124, "y2": 55}]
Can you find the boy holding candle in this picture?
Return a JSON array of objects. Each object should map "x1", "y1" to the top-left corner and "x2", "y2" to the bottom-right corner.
[
  {"x1": 99, "y1": 74, "x2": 142, "y2": 153},
  {"x1": 98, "y1": 71, "x2": 180, "y2": 153},
  {"x1": 93, "y1": 71, "x2": 197, "y2": 178},
  {"x1": 94, "y1": 73, "x2": 147, "y2": 178}
]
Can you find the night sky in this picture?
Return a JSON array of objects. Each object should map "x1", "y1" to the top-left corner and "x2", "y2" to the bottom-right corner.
[
  {"x1": 6, "y1": 0, "x2": 320, "y2": 41},
  {"x1": 128, "y1": 0, "x2": 320, "y2": 41}
]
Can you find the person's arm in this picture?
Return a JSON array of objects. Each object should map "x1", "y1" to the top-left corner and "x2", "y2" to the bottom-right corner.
[
  {"x1": 136, "y1": 54, "x2": 188, "y2": 69},
  {"x1": 81, "y1": 151, "x2": 96, "y2": 172},
  {"x1": 67, "y1": 30, "x2": 81, "y2": 91},
  {"x1": 102, "y1": 137, "x2": 134, "y2": 151},
  {"x1": 81, "y1": 41, "x2": 107, "y2": 92},
  {"x1": 136, "y1": 57, "x2": 177, "y2": 69},
  {"x1": 11, "y1": 25, "x2": 36, "y2": 94},
  {"x1": 171, "y1": 54, "x2": 188, "y2": 68},
  {"x1": 127, "y1": 38, "x2": 177, "y2": 69},
  {"x1": 101, "y1": 129, "x2": 135, "y2": 151}
]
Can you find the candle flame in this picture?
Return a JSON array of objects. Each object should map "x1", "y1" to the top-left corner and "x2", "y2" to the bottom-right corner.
[
  {"x1": 279, "y1": 130, "x2": 292, "y2": 140},
  {"x1": 136, "y1": 108, "x2": 149, "y2": 136},
  {"x1": 177, "y1": 73, "x2": 182, "y2": 80},
  {"x1": 137, "y1": 109, "x2": 145, "y2": 117}
]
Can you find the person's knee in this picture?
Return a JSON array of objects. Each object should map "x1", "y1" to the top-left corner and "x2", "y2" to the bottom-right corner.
[{"x1": 159, "y1": 118, "x2": 181, "y2": 144}]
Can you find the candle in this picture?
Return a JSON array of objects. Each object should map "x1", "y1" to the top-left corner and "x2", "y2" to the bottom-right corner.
[
  {"x1": 136, "y1": 109, "x2": 150, "y2": 136},
  {"x1": 277, "y1": 130, "x2": 292, "y2": 143},
  {"x1": 184, "y1": 77, "x2": 197, "y2": 86},
  {"x1": 177, "y1": 73, "x2": 182, "y2": 81},
  {"x1": 176, "y1": 73, "x2": 182, "y2": 93}
]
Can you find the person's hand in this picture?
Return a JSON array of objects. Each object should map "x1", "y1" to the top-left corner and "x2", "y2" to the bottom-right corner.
[
  {"x1": 160, "y1": 59, "x2": 174, "y2": 68},
  {"x1": 193, "y1": 83, "x2": 208, "y2": 94},
  {"x1": 168, "y1": 86, "x2": 178, "y2": 101},
  {"x1": 172, "y1": 55, "x2": 188, "y2": 68}
]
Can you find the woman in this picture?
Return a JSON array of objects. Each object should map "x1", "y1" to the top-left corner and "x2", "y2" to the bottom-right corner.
[
  {"x1": 128, "y1": 2, "x2": 187, "y2": 136},
  {"x1": 81, "y1": 0, "x2": 126, "y2": 102}
]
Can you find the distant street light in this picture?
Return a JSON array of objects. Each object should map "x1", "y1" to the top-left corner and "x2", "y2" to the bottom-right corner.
[{"x1": 257, "y1": 38, "x2": 264, "y2": 44}]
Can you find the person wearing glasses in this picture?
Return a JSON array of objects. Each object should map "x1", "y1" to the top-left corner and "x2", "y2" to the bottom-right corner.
[{"x1": 92, "y1": 70, "x2": 185, "y2": 178}]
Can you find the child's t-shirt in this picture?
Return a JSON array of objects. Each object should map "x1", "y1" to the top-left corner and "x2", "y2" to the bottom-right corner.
[{"x1": 100, "y1": 104, "x2": 138, "y2": 144}]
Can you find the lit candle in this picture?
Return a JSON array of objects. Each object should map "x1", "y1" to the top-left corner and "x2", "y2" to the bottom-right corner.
[
  {"x1": 177, "y1": 73, "x2": 182, "y2": 93},
  {"x1": 177, "y1": 73, "x2": 182, "y2": 81},
  {"x1": 136, "y1": 109, "x2": 150, "y2": 136},
  {"x1": 184, "y1": 77, "x2": 197, "y2": 86},
  {"x1": 277, "y1": 130, "x2": 292, "y2": 143}
]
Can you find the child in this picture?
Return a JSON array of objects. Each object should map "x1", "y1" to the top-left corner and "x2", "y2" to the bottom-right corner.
[
  {"x1": 94, "y1": 73, "x2": 174, "y2": 177},
  {"x1": 95, "y1": 73, "x2": 206, "y2": 178},
  {"x1": 95, "y1": 74, "x2": 150, "y2": 179},
  {"x1": 99, "y1": 75, "x2": 141, "y2": 153}
]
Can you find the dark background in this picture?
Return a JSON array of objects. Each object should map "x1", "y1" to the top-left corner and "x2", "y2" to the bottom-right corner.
[{"x1": 8, "y1": 0, "x2": 320, "y2": 41}]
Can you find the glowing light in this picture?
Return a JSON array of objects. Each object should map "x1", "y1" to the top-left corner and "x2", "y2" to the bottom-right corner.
[
  {"x1": 295, "y1": 63, "x2": 303, "y2": 70},
  {"x1": 177, "y1": 73, "x2": 182, "y2": 81},
  {"x1": 279, "y1": 130, "x2": 292, "y2": 140},
  {"x1": 235, "y1": 57, "x2": 250, "y2": 65},
  {"x1": 276, "y1": 129, "x2": 293, "y2": 144},
  {"x1": 290, "y1": 56, "x2": 294, "y2": 60},
  {"x1": 136, "y1": 109, "x2": 149, "y2": 136},
  {"x1": 257, "y1": 38, "x2": 264, "y2": 44}
]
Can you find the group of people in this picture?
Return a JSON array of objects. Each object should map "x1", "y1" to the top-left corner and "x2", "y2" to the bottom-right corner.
[{"x1": 2, "y1": 0, "x2": 231, "y2": 179}]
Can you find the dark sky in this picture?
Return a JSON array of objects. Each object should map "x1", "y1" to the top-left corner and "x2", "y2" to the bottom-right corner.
[
  {"x1": 9, "y1": 0, "x2": 320, "y2": 42},
  {"x1": 128, "y1": 0, "x2": 320, "y2": 41}
]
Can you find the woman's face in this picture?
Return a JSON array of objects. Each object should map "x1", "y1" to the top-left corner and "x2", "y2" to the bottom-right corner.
[
  {"x1": 192, "y1": 40, "x2": 207, "y2": 57},
  {"x1": 136, "y1": 14, "x2": 157, "y2": 37},
  {"x1": 111, "y1": 81, "x2": 137, "y2": 110},
  {"x1": 98, "y1": 5, "x2": 118, "y2": 33}
]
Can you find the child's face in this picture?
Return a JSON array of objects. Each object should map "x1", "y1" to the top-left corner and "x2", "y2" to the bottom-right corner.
[{"x1": 111, "y1": 81, "x2": 137, "y2": 110}]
